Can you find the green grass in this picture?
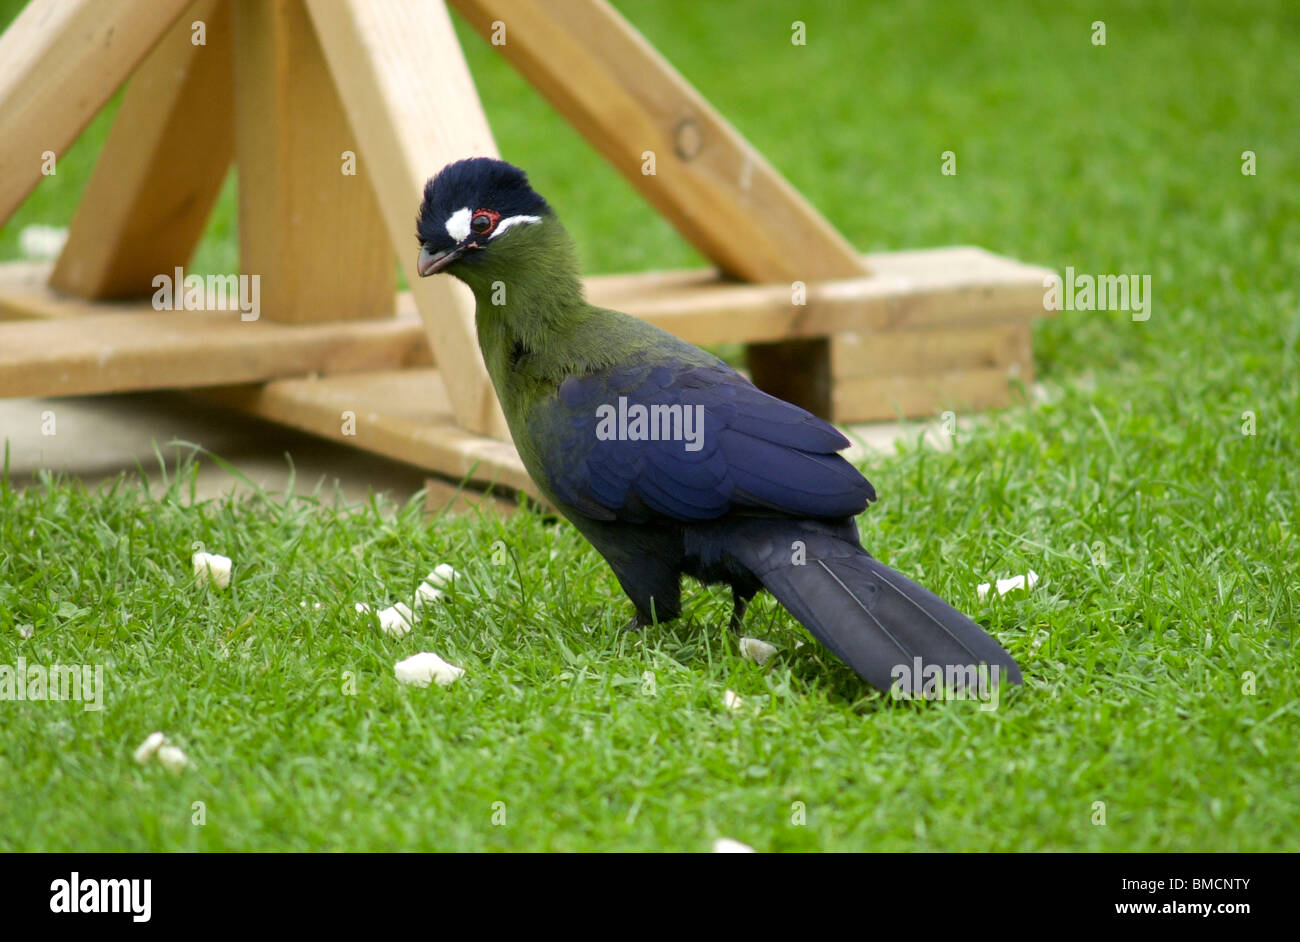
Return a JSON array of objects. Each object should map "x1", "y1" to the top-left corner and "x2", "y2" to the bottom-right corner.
[{"x1": 1, "y1": 0, "x2": 1298, "y2": 851}]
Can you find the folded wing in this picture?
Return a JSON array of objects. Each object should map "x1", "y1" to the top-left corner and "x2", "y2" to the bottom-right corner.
[{"x1": 530, "y1": 357, "x2": 875, "y2": 523}]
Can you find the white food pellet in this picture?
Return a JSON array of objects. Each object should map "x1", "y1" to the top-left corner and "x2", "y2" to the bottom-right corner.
[
  {"x1": 133, "y1": 731, "x2": 166, "y2": 765},
  {"x1": 16, "y1": 624, "x2": 33, "y2": 639},
  {"x1": 977, "y1": 570, "x2": 1039, "y2": 601},
  {"x1": 192, "y1": 552, "x2": 232, "y2": 589},
  {"x1": 394, "y1": 651, "x2": 464, "y2": 687},
  {"x1": 378, "y1": 603, "x2": 415, "y2": 638},
  {"x1": 738, "y1": 637, "x2": 778, "y2": 665},
  {"x1": 155, "y1": 744, "x2": 190, "y2": 774},
  {"x1": 414, "y1": 582, "x2": 444, "y2": 607},
  {"x1": 722, "y1": 689, "x2": 744, "y2": 710},
  {"x1": 712, "y1": 838, "x2": 756, "y2": 853},
  {"x1": 426, "y1": 564, "x2": 458, "y2": 590}
]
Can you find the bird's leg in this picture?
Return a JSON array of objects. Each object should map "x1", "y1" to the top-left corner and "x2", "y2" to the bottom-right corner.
[
  {"x1": 622, "y1": 601, "x2": 663, "y2": 633},
  {"x1": 729, "y1": 588, "x2": 750, "y2": 632},
  {"x1": 608, "y1": 562, "x2": 680, "y2": 633}
]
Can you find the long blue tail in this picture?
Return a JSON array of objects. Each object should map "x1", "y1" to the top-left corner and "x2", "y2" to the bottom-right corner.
[{"x1": 733, "y1": 522, "x2": 1022, "y2": 694}]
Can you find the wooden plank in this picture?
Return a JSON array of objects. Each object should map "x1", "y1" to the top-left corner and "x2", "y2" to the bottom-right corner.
[
  {"x1": 49, "y1": 0, "x2": 236, "y2": 299},
  {"x1": 232, "y1": 0, "x2": 394, "y2": 323},
  {"x1": 0, "y1": 286, "x2": 143, "y2": 322},
  {"x1": 1, "y1": 267, "x2": 219, "y2": 322},
  {"x1": 0, "y1": 0, "x2": 192, "y2": 223},
  {"x1": 594, "y1": 274, "x2": 1047, "y2": 345},
  {"x1": 0, "y1": 308, "x2": 431, "y2": 398},
  {"x1": 202, "y1": 369, "x2": 541, "y2": 499},
  {"x1": 1, "y1": 246, "x2": 1054, "y2": 336},
  {"x1": 0, "y1": 262, "x2": 70, "y2": 320},
  {"x1": 450, "y1": 0, "x2": 866, "y2": 283},
  {"x1": 208, "y1": 362, "x2": 1035, "y2": 498},
  {"x1": 831, "y1": 323, "x2": 1033, "y2": 378},
  {"x1": 587, "y1": 247, "x2": 1054, "y2": 345},
  {"x1": 744, "y1": 246, "x2": 1050, "y2": 415},
  {"x1": 303, "y1": 0, "x2": 508, "y2": 440},
  {"x1": 833, "y1": 366, "x2": 1033, "y2": 423}
]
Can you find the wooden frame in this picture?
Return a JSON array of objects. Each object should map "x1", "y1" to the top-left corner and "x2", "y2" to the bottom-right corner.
[{"x1": 0, "y1": 0, "x2": 1055, "y2": 501}]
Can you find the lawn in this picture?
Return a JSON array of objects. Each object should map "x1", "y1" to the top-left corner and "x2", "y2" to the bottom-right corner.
[{"x1": 1, "y1": 0, "x2": 1297, "y2": 851}]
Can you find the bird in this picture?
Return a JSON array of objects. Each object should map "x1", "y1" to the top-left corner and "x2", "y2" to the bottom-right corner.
[{"x1": 416, "y1": 157, "x2": 1022, "y2": 696}]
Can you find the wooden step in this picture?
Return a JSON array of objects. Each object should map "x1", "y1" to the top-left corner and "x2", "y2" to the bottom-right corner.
[
  {"x1": 201, "y1": 368, "x2": 540, "y2": 500},
  {"x1": 0, "y1": 305, "x2": 433, "y2": 399}
]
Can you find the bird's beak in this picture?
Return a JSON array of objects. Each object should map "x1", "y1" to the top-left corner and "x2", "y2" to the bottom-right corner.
[{"x1": 417, "y1": 244, "x2": 463, "y2": 277}]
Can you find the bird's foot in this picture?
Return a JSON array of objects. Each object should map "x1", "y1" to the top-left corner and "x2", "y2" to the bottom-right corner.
[{"x1": 621, "y1": 615, "x2": 646, "y2": 633}]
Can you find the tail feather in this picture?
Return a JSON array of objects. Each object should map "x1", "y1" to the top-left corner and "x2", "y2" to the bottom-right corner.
[{"x1": 735, "y1": 526, "x2": 1022, "y2": 694}]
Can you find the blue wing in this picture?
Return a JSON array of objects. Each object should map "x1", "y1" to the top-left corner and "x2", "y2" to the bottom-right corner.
[{"x1": 527, "y1": 355, "x2": 876, "y2": 523}]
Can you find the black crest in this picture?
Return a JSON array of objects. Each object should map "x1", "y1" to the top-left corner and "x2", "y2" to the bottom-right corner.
[{"x1": 416, "y1": 158, "x2": 552, "y2": 250}]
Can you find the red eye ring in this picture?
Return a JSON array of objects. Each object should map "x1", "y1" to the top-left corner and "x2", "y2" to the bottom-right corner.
[{"x1": 470, "y1": 209, "x2": 500, "y2": 235}]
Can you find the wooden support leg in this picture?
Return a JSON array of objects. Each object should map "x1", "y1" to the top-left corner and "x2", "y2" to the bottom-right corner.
[
  {"x1": 0, "y1": 0, "x2": 192, "y2": 223},
  {"x1": 449, "y1": 0, "x2": 866, "y2": 284},
  {"x1": 50, "y1": 0, "x2": 236, "y2": 299},
  {"x1": 449, "y1": 0, "x2": 869, "y2": 417},
  {"x1": 304, "y1": 0, "x2": 509, "y2": 440},
  {"x1": 232, "y1": 0, "x2": 395, "y2": 323}
]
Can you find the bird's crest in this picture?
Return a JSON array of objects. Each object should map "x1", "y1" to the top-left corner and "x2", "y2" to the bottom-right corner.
[{"x1": 417, "y1": 157, "x2": 552, "y2": 252}]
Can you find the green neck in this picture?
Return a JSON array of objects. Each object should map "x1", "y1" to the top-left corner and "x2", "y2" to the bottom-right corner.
[{"x1": 453, "y1": 218, "x2": 617, "y2": 411}]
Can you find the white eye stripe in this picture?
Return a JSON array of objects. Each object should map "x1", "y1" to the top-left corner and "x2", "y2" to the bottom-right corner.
[
  {"x1": 490, "y1": 214, "x2": 542, "y2": 239},
  {"x1": 445, "y1": 207, "x2": 471, "y2": 243}
]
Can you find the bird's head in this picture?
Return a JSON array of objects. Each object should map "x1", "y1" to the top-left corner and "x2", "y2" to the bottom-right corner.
[{"x1": 415, "y1": 157, "x2": 553, "y2": 278}]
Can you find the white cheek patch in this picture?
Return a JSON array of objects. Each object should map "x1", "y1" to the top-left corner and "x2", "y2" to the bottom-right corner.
[
  {"x1": 445, "y1": 207, "x2": 472, "y2": 243},
  {"x1": 490, "y1": 214, "x2": 542, "y2": 239}
]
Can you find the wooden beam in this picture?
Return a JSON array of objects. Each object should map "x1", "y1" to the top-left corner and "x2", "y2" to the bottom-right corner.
[
  {"x1": 587, "y1": 247, "x2": 1054, "y2": 345},
  {"x1": 0, "y1": 0, "x2": 192, "y2": 223},
  {"x1": 303, "y1": 0, "x2": 509, "y2": 440},
  {"x1": 49, "y1": 0, "x2": 236, "y2": 298},
  {"x1": 204, "y1": 363, "x2": 1032, "y2": 500},
  {"x1": 232, "y1": 0, "x2": 394, "y2": 323},
  {"x1": 0, "y1": 246, "x2": 1051, "y2": 413},
  {"x1": 0, "y1": 307, "x2": 431, "y2": 399},
  {"x1": 833, "y1": 366, "x2": 1032, "y2": 423},
  {"x1": 0, "y1": 244, "x2": 1052, "y2": 338},
  {"x1": 203, "y1": 369, "x2": 541, "y2": 499},
  {"x1": 449, "y1": 0, "x2": 866, "y2": 284},
  {"x1": 450, "y1": 0, "x2": 878, "y2": 419},
  {"x1": 831, "y1": 323, "x2": 1034, "y2": 378}
]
